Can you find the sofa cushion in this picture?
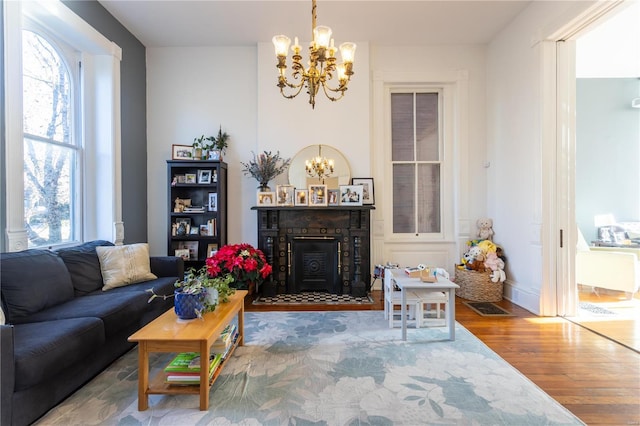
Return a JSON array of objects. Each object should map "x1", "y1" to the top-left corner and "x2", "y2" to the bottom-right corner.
[
  {"x1": 13, "y1": 318, "x2": 105, "y2": 391},
  {"x1": 14, "y1": 292, "x2": 149, "y2": 337},
  {"x1": 0, "y1": 250, "x2": 74, "y2": 322},
  {"x1": 96, "y1": 243, "x2": 157, "y2": 291},
  {"x1": 56, "y1": 240, "x2": 114, "y2": 296}
]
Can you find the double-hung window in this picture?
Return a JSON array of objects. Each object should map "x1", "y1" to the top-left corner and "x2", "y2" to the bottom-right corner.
[
  {"x1": 22, "y1": 29, "x2": 81, "y2": 248},
  {"x1": 390, "y1": 90, "x2": 442, "y2": 235}
]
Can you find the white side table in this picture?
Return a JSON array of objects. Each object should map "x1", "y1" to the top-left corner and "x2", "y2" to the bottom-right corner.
[{"x1": 388, "y1": 269, "x2": 459, "y2": 341}]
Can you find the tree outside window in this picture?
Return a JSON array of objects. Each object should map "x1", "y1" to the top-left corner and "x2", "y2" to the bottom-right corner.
[{"x1": 22, "y1": 30, "x2": 79, "y2": 247}]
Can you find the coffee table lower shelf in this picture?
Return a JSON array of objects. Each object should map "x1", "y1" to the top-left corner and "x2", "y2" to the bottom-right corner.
[{"x1": 147, "y1": 339, "x2": 240, "y2": 396}]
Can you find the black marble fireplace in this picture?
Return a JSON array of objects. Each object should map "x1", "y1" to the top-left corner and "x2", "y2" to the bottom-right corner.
[{"x1": 252, "y1": 206, "x2": 373, "y2": 297}]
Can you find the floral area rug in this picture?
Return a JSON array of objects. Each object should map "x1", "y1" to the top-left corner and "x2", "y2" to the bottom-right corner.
[{"x1": 36, "y1": 311, "x2": 583, "y2": 425}]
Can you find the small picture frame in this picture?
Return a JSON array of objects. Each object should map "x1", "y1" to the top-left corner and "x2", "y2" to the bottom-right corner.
[
  {"x1": 185, "y1": 173, "x2": 197, "y2": 184},
  {"x1": 174, "y1": 217, "x2": 191, "y2": 235},
  {"x1": 176, "y1": 175, "x2": 186, "y2": 184},
  {"x1": 172, "y1": 144, "x2": 193, "y2": 160},
  {"x1": 351, "y1": 178, "x2": 374, "y2": 205},
  {"x1": 174, "y1": 248, "x2": 190, "y2": 260},
  {"x1": 208, "y1": 192, "x2": 217, "y2": 211},
  {"x1": 309, "y1": 184, "x2": 328, "y2": 206},
  {"x1": 339, "y1": 185, "x2": 363, "y2": 206},
  {"x1": 328, "y1": 189, "x2": 340, "y2": 206},
  {"x1": 295, "y1": 189, "x2": 308, "y2": 206},
  {"x1": 276, "y1": 184, "x2": 295, "y2": 206},
  {"x1": 199, "y1": 225, "x2": 209, "y2": 236},
  {"x1": 257, "y1": 191, "x2": 275, "y2": 206},
  {"x1": 197, "y1": 169, "x2": 212, "y2": 184},
  {"x1": 189, "y1": 227, "x2": 199, "y2": 235},
  {"x1": 207, "y1": 243, "x2": 218, "y2": 257},
  {"x1": 179, "y1": 241, "x2": 199, "y2": 260}
]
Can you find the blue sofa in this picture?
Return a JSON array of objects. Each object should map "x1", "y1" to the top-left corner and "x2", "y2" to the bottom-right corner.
[{"x1": 0, "y1": 240, "x2": 183, "y2": 426}]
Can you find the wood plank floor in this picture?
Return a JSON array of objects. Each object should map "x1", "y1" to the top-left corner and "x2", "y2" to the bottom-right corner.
[{"x1": 245, "y1": 291, "x2": 640, "y2": 425}]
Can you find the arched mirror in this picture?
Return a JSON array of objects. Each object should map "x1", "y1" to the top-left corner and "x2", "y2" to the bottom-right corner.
[{"x1": 288, "y1": 145, "x2": 351, "y2": 190}]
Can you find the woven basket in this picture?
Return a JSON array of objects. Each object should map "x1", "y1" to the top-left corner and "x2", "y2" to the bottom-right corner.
[{"x1": 453, "y1": 266, "x2": 503, "y2": 302}]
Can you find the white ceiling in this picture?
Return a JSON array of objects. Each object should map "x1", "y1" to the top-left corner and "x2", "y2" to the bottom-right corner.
[{"x1": 97, "y1": 0, "x2": 532, "y2": 47}]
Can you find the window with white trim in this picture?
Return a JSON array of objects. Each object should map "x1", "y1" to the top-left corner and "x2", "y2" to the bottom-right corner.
[
  {"x1": 22, "y1": 29, "x2": 81, "y2": 248},
  {"x1": 391, "y1": 91, "x2": 442, "y2": 235}
]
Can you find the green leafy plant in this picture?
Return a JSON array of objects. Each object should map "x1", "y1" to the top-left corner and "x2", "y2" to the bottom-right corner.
[
  {"x1": 206, "y1": 126, "x2": 229, "y2": 154},
  {"x1": 146, "y1": 266, "x2": 235, "y2": 316}
]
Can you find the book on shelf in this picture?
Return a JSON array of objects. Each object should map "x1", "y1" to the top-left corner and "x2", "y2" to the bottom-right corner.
[
  {"x1": 183, "y1": 206, "x2": 205, "y2": 213},
  {"x1": 165, "y1": 353, "x2": 223, "y2": 384},
  {"x1": 212, "y1": 323, "x2": 236, "y2": 351},
  {"x1": 164, "y1": 352, "x2": 221, "y2": 373}
]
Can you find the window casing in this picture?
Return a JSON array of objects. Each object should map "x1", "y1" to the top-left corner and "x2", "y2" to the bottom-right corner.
[
  {"x1": 390, "y1": 90, "x2": 443, "y2": 236},
  {"x1": 4, "y1": 0, "x2": 122, "y2": 252}
]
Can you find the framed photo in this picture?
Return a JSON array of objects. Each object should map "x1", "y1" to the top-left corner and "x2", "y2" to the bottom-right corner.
[
  {"x1": 328, "y1": 189, "x2": 340, "y2": 206},
  {"x1": 207, "y1": 243, "x2": 218, "y2": 257},
  {"x1": 339, "y1": 185, "x2": 363, "y2": 206},
  {"x1": 178, "y1": 241, "x2": 199, "y2": 260},
  {"x1": 174, "y1": 248, "x2": 190, "y2": 260},
  {"x1": 199, "y1": 224, "x2": 209, "y2": 236},
  {"x1": 309, "y1": 184, "x2": 328, "y2": 206},
  {"x1": 257, "y1": 191, "x2": 275, "y2": 206},
  {"x1": 276, "y1": 185, "x2": 295, "y2": 206},
  {"x1": 176, "y1": 175, "x2": 186, "y2": 184},
  {"x1": 208, "y1": 192, "x2": 217, "y2": 211},
  {"x1": 295, "y1": 189, "x2": 308, "y2": 206},
  {"x1": 189, "y1": 227, "x2": 199, "y2": 235},
  {"x1": 172, "y1": 144, "x2": 193, "y2": 160},
  {"x1": 197, "y1": 169, "x2": 212, "y2": 184},
  {"x1": 351, "y1": 178, "x2": 374, "y2": 205},
  {"x1": 174, "y1": 217, "x2": 191, "y2": 235},
  {"x1": 185, "y1": 173, "x2": 197, "y2": 184}
]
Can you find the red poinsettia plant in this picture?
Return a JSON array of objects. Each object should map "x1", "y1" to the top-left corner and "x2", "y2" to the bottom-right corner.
[{"x1": 206, "y1": 243, "x2": 272, "y2": 289}]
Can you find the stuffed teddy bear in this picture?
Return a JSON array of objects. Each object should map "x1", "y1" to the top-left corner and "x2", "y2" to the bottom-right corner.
[{"x1": 477, "y1": 217, "x2": 494, "y2": 241}]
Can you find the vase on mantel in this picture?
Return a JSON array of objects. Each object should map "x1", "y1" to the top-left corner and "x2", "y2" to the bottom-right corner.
[{"x1": 258, "y1": 182, "x2": 271, "y2": 192}]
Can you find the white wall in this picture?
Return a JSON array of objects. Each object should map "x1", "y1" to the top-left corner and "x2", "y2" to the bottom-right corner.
[
  {"x1": 486, "y1": 1, "x2": 594, "y2": 313},
  {"x1": 146, "y1": 43, "x2": 371, "y2": 256},
  {"x1": 146, "y1": 46, "x2": 258, "y2": 256}
]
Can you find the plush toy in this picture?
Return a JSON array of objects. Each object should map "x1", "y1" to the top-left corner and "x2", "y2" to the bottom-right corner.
[
  {"x1": 462, "y1": 246, "x2": 483, "y2": 265},
  {"x1": 483, "y1": 251, "x2": 501, "y2": 271},
  {"x1": 477, "y1": 239, "x2": 496, "y2": 255},
  {"x1": 489, "y1": 258, "x2": 506, "y2": 282},
  {"x1": 477, "y1": 218, "x2": 494, "y2": 241}
]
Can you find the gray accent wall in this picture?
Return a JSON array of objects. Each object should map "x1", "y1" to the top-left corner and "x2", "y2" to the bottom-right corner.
[
  {"x1": 63, "y1": 0, "x2": 148, "y2": 244},
  {"x1": 576, "y1": 78, "x2": 640, "y2": 240},
  {"x1": 1, "y1": 0, "x2": 6, "y2": 252}
]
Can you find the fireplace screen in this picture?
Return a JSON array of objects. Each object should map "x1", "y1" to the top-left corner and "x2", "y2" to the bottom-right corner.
[{"x1": 289, "y1": 237, "x2": 340, "y2": 294}]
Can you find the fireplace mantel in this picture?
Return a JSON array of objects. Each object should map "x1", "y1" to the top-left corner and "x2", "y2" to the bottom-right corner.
[{"x1": 252, "y1": 206, "x2": 374, "y2": 297}]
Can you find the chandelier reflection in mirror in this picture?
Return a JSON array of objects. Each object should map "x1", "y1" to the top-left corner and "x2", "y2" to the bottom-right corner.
[
  {"x1": 272, "y1": 0, "x2": 356, "y2": 109},
  {"x1": 305, "y1": 145, "x2": 334, "y2": 183}
]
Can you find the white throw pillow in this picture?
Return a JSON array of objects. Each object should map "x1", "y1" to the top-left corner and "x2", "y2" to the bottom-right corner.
[
  {"x1": 96, "y1": 243, "x2": 157, "y2": 291},
  {"x1": 0, "y1": 306, "x2": 5, "y2": 325}
]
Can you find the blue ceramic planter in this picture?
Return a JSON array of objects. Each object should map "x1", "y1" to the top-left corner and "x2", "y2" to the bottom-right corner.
[{"x1": 174, "y1": 289, "x2": 204, "y2": 320}]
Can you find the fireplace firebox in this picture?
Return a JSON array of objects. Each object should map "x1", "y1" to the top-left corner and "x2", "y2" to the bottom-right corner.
[{"x1": 252, "y1": 206, "x2": 373, "y2": 297}]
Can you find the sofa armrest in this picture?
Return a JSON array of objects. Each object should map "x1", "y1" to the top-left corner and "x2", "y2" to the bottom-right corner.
[
  {"x1": 150, "y1": 256, "x2": 184, "y2": 278},
  {"x1": 1, "y1": 325, "x2": 15, "y2": 426}
]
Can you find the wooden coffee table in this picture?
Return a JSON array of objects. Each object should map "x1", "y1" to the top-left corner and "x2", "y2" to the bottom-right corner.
[{"x1": 128, "y1": 290, "x2": 247, "y2": 410}]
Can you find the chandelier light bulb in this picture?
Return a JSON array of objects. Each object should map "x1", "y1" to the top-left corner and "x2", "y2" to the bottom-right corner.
[{"x1": 272, "y1": 35, "x2": 291, "y2": 56}]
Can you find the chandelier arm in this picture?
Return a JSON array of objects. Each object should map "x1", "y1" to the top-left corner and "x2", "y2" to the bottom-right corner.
[
  {"x1": 320, "y1": 84, "x2": 346, "y2": 102},
  {"x1": 279, "y1": 82, "x2": 307, "y2": 100}
]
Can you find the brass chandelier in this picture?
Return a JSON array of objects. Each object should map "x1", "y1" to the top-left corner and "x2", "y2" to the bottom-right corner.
[
  {"x1": 305, "y1": 145, "x2": 334, "y2": 182},
  {"x1": 272, "y1": 0, "x2": 356, "y2": 109}
]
